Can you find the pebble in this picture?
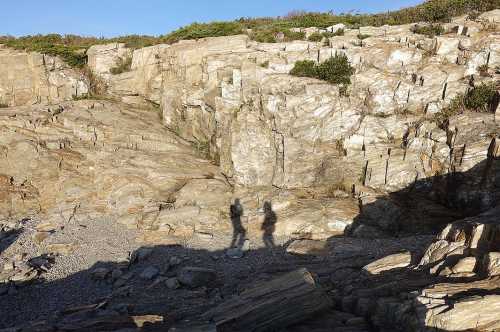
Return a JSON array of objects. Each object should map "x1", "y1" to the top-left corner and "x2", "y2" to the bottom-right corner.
[{"x1": 165, "y1": 277, "x2": 180, "y2": 290}]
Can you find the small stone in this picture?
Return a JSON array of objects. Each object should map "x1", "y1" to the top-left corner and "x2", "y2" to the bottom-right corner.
[
  {"x1": 35, "y1": 223, "x2": 57, "y2": 232},
  {"x1": 286, "y1": 239, "x2": 327, "y2": 256},
  {"x1": 46, "y1": 243, "x2": 75, "y2": 255},
  {"x1": 140, "y1": 266, "x2": 160, "y2": 280},
  {"x1": 33, "y1": 232, "x2": 50, "y2": 244},
  {"x1": 3, "y1": 261, "x2": 15, "y2": 271},
  {"x1": 177, "y1": 267, "x2": 216, "y2": 288},
  {"x1": 165, "y1": 277, "x2": 180, "y2": 290},
  {"x1": 226, "y1": 248, "x2": 244, "y2": 259}
]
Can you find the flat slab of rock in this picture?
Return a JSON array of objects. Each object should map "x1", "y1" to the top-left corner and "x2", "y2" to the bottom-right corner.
[
  {"x1": 203, "y1": 268, "x2": 332, "y2": 332},
  {"x1": 286, "y1": 239, "x2": 328, "y2": 256},
  {"x1": 363, "y1": 251, "x2": 412, "y2": 275}
]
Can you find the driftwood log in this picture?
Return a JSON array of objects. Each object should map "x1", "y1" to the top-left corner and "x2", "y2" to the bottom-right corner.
[{"x1": 204, "y1": 268, "x2": 332, "y2": 332}]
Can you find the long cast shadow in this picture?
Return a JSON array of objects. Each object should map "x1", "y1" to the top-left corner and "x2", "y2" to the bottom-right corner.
[{"x1": 1, "y1": 157, "x2": 499, "y2": 331}]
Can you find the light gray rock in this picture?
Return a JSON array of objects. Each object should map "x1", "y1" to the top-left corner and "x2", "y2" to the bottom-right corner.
[{"x1": 362, "y1": 251, "x2": 412, "y2": 275}]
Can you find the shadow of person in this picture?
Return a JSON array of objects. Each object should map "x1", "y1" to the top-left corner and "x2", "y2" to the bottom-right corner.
[
  {"x1": 229, "y1": 198, "x2": 246, "y2": 249},
  {"x1": 262, "y1": 201, "x2": 277, "y2": 249}
]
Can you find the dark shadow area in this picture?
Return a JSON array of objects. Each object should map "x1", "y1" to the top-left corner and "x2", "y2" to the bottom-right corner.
[
  {"x1": 0, "y1": 228, "x2": 22, "y2": 255},
  {"x1": 229, "y1": 198, "x2": 246, "y2": 249},
  {"x1": 1, "y1": 158, "x2": 499, "y2": 331},
  {"x1": 347, "y1": 155, "x2": 500, "y2": 237},
  {"x1": 261, "y1": 201, "x2": 277, "y2": 249}
]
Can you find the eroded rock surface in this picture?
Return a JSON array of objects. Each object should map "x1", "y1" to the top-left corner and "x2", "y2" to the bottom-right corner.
[
  {"x1": 0, "y1": 47, "x2": 88, "y2": 106},
  {"x1": 1, "y1": 9, "x2": 500, "y2": 332}
]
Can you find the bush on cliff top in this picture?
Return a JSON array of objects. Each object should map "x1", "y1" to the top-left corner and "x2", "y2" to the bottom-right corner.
[
  {"x1": 1, "y1": 0, "x2": 498, "y2": 67},
  {"x1": 290, "y1": 54, "x2": 355, "y2": 86}
]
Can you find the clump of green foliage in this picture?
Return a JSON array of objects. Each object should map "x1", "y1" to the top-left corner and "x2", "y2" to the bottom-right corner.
[
  {"x1": 464, "y1": 83, "x2": 498, "y2": 112},
  {"x1": 0, "y1": 103, "x2": 9, "y2": 108},
  {"x1": 323, "y1": 29, "x2": 344, "y2": 37},
  {"x1": 290, "y1": 60, "x2": 318, "y2": 78},
  {"x1": 308, "y1": 33, "x2": 324, "y2": 42},
  {"x1": 0, "y1": 34, "x2": 88, "y2": 68},
  {"x1": 161, "y1": 22, "x2": 243, "y2": 44},
  {"x1": 260, "y1": 60, "x2": 270, "y2": 68},
  {"x1": 434, "y1": 83, "x2": 499, "y2": 125},
  {"x1": 110, "y1": 56, "x2": 133, "y2": 75},
  {"x1": 251, "y1": 29, "x2": 306, "y2": 43},
  {"x1": 290, "y1": 54, "x2": 355, "y2": 86},
  {"x1": 411, "y1": 24, "x2": 445, "y2": 37},
  {"x1": 308, "y1": 29, "x2": 344, "y2": 42}
]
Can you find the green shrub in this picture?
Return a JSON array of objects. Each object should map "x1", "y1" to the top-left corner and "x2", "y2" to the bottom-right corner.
[
  {"x1": 161, "y1": 22, "x2": 243, "y2": 44},
  {"x1": 316, "y1": 55, "x2": 355, "y2": 85},
  {"x1": 308, "y1": 33, "x2": 323, "y2": 42},
  {"x1": 357, "y1": 33, "x2": 371, "y2": 40},
  {"x1": 109, "y1": 56, "x2": 133, "y2": 75},
  {"x1": 411, "y1": 24, "x2": 445, "y2": 37},
  {"x1": 290, "y1": 54, "x2": 355, "y2": 85},
  {"x1": 0, "y1": 103, "x2": 9, "y2": 108},
  {"x1": 0, "y1": 34, "x2": 88, "y2": 68},
  {"x1": 283, "y1": 30, "x2": 306, "y2": 41},
  {"x1": 435, "y1": 83, "x2": 498, "y2": 125},
  {"x1": 323, "y1": 29, "x2": 344, "y2": 37},
  {"x1": 464, "y1": 83, "x2": 498, "y2": 112},
  {"x1": 260, "y1": 60, "x2": 270, "y2": 68},
  {"x1": 251, "y1": 30, "x2": 277, "y2": 43},
  {"x1": 290, "y1": 60, "x2": 318, "y2": 78}
]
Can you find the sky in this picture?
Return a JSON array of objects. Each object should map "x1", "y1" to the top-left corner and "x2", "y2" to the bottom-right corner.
[{"x1": 1, "y1": 0, "x2": 423, "y2": 37}]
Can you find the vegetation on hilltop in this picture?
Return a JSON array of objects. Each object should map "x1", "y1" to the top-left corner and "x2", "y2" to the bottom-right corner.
[{"x1": 0, "y1": 0, "x2": 498, "y2": 67}]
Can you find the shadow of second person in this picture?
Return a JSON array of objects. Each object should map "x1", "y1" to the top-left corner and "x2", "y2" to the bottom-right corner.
[{"x1": 262, "y1": 201, "x2": 277, "y2": 249}]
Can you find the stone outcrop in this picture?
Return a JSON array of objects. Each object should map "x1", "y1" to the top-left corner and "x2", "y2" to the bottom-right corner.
[
  {"x1": 1, "y1": 9, "x2": 500, "y2": 332},
  {"x1": 0, "y1": 46, "x2": 88, "y2": 107},
  {"x1": 85, "y1": 11, "x2": 500, "y2": 233}
]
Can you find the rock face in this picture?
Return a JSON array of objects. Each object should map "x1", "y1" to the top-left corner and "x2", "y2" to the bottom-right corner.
[
  {"x1": 87, "y1": 14, "x2": 500, "y2": 233},
  {"x1": 0, "y1": 46, "x2": 88, "y2": 106},
  {"x1": 1, "y1": 9, "x2": 500, "y2": 332}
]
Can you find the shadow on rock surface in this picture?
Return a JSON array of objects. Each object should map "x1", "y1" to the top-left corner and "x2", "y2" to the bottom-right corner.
[
  {"x1": 1, "y1": 158, "x2": 499, "y2": 332},
  {"x1": 347, "y1": 155, "x2": 500, "y2": 237}
]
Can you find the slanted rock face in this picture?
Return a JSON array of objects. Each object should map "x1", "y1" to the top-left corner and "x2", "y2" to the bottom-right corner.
[{"x1": 0, "y1": 47, "x2": 88, "y2": 106}]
